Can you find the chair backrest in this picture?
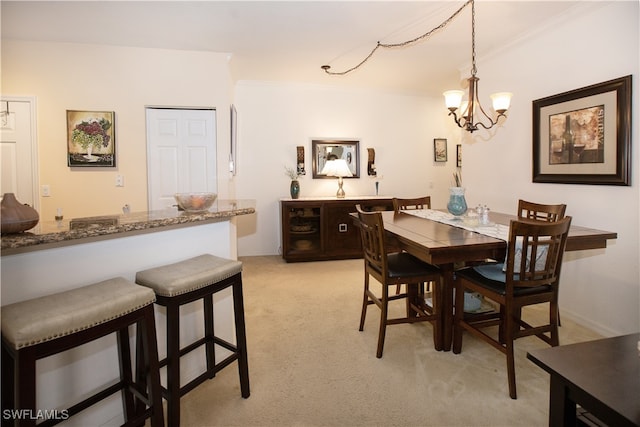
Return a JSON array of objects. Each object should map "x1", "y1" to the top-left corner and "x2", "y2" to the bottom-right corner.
[
  {"x1": 393, "y1": 196, "x2": 431, "y2": 214},
  {"x1": 517, "y1": 199, "x2": 566, "y2": 222},
  {"x1": 355, "y1": 205, "x2": 387, "y2": 278},
  {"x1": 504, "y1": 217, "x2": 572, "y2": 292}
]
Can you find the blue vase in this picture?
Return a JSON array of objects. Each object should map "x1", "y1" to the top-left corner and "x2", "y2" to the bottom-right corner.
[
  {"x1": 290, "y1": 180, "x2": 300, "y2": 199},
  {"x1": 447, "y1": 187, "x2": 467, "y2": 216}
]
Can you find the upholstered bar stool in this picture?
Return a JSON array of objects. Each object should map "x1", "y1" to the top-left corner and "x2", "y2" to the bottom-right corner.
[
  {"x1": 1, "y1": 277, "x2": 164, "y2": 427},
  {"x1": 135, "y1": 254, "x2": 250, "y2": 426}
]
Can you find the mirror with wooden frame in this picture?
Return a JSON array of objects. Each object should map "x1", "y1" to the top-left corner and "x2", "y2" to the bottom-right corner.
[{"x1": 312, "y1": 139, "x2": 360, "y2": 178}]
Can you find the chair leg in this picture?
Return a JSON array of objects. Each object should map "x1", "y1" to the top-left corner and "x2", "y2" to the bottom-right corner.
[
  {"x1": 430, "y1": 280, "x2": 440, "y2": 350},
  {"x1": 359, "y1": 273, "x2": 370, "y2": 331},
  {"x1": 376, "y1": 284, "x2": 389, "y2": 358},
  {"x1": 136, "y1": 306, "x2": 165, "y2": 427},
  {"x1": 550, "y1": 301, "x2": 560, "y2": 347},
  {"x1": 204, "y1": 295, "x2": 216, "y2": 380},
  {"x1": 166, "y1": 303, "x2": 181, "y2": 427},
  {"x1": 1, "y1": 342, "x2": 15, "y2": 427},
  {"x1": 452, "y1": 280, "x2": 466, "y2": 354},
  {"x1": 232, "y1": 277, "x2": 251, "y2": 398},
  {"x1": 505, "y1": 310, "x2": 517, "y2": 399},
  {"x1": 116, "y1": 326, "x2": 136, "y2": 422},
  {"x1": 14, "y1": 349, "x2": 37, "y2": 427}
]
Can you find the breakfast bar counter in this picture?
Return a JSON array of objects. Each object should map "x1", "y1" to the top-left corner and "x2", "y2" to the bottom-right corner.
[
  {"x1": 1, "y1": 199, "x2": 255, "y2": 425},
  {"x1": 1, "y1": 199, "x2": 256, "y2": 255}
]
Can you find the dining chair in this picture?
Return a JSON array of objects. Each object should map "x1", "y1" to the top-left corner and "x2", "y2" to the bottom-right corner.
[
  {"x1": 392, "y1": 196, "x2": 435, "y2": 295},
  {"x1": 452, "y1": 216, "x2": 572, "y2": 399},
  {"x1": 517, "y1": 199, "x2": 567, "y2": 326},
  {"x1": 392, "y1": 196, "x2": 431, "y2": 213},
  {"x1": 517, "y1": 199, "x2": 566, "y2": 222},
  {"x1": 355, "y1": 205, "x2": 442, "y2": 358}
]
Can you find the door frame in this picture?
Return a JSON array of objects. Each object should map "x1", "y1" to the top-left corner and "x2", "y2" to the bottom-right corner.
[{"x1": 1, "y1": 95, "x2": 39, "y2": 212}]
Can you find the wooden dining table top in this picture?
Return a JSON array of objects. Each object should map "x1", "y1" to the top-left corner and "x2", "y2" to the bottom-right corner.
[{"x1": 377, "y1": 210, "x2": 617, "y2": 265}]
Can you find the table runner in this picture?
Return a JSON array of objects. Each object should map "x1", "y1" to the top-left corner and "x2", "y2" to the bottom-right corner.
[
  {"x1": 401, "y1": 209, "x2": 509, "y2": 241},
  {"x1": 401, "y1": 209, "x2": 549, "y2": 281}
]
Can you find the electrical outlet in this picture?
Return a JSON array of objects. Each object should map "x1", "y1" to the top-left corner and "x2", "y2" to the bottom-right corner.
[
  {"x1": 115, "y1": 175, "x2": 124, "y2": 187},
  {"x1": 42, "y1": 185, "x2": 51, "y2": 197}
]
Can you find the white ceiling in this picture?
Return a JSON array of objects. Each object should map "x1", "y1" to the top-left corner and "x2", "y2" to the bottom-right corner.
[{"x1": 2, "y1": 1, "x2": 591, "y2": 96}]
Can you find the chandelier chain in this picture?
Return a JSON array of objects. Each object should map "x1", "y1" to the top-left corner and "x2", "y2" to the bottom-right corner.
[
  {"x1": 471, "y1": 0, "x2": 477, "y2": 76},
  {"x1": 322, "y1": 0, "x2": 473, "y2": 75}
]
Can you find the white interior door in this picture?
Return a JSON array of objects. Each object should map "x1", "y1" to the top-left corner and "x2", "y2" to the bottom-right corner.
[
  {"x1": 0, "y1": 98, "x2": 39, "y2": 210},
  {"x1": 146, "y1": 108, "x2": 217, "y2": 211}
]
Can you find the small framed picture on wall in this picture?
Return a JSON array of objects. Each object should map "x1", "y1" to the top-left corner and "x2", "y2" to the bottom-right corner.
[
  {"x1": 434, "y1": 138, "x2": 447, "y2": 162},
  {"x1": 456, "y1": 144, "x2": 462, "y2": 167}
]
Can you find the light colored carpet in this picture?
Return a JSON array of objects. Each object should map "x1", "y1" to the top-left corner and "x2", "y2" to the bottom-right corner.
[{"x1": 179, "y1": 256, "x2": 601, "y2": 427}]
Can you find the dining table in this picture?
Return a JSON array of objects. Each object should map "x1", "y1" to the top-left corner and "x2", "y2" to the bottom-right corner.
[{"x1": 370, "y1": 209, "x2": 618, "y2": 351}]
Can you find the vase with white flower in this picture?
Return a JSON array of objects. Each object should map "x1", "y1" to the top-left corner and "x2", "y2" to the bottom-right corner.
[{"x1": 285, "y1": 166, "x2": 301, "y2": 199}]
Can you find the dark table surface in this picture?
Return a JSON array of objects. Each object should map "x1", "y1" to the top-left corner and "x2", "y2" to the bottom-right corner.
[{"x1": 528, "y1": 333, "x2": 640, "y2": 427}]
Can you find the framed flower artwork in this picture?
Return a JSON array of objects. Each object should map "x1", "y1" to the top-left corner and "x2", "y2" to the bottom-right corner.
[{"x1": 67, "y1": 110, "x2": 116, "y2": 167}]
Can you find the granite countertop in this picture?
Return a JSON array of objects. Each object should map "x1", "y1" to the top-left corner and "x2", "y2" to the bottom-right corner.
[{"x1": 1, "y1": 199, "x2": 255, "y2": 254}]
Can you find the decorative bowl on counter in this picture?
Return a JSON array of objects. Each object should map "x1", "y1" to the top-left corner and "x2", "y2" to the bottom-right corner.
[{"x1": 174, "y1": 193, "x2": 217, "y2": 212}]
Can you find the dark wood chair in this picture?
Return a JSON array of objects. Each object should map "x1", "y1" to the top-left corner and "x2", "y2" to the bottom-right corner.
[
  {"x1": 517, "y1": 199, "x2": 566, "y2": 222},
  {"x1": 355, "y1": 205, "x2": 442, "y2": 358},
  {"x1": 453, "y1": 216, "x2": 572, "y2": 399},
  {"x1": 392, "y1": 196, "x2": 431, "y2": 213},
  {"x1": 518, "y1": 199, "x2": 567, "y2": 325},
  {"x1": 392, "y1": 197, "x2": 435, "y2": 295}
]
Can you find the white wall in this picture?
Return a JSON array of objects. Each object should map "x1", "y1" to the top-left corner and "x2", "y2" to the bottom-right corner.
[
  {"x1": 233, "y1": 81, "x2": 460, "y2": 256},
  {"x1": 457, "y1": 1, "x2": 639, "y2": 336}
]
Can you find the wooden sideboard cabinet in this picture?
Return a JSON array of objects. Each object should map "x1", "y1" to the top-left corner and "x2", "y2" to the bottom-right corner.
[{"x1": 281, "y1": 197, "x2": 393, "y2": 262}]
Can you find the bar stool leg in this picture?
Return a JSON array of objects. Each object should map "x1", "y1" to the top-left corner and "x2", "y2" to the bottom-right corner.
[
  {"x1": 141, "y1": 306, "x2": 165, "y2": 427},
  {"x1": 116, "y1": 327, "x2": 136, "y2": 421},
  {"x1": 15, "y1": 349, "x2": 37, "y2": 427},
  {"x1": 1, "y1": 343, "x2": 15, "y2": 427},
  {"x1": 166, "y1": 302, "x2": 181, "y2": 427},
  {"x1": 232, "y1": 278, "x2": 250, "y2": 398},
  {"x1": 204, "y1": 295, "x2": 216, "y2": 379}
]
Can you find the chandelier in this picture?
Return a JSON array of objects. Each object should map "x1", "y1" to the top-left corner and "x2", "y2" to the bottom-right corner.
[
  {"x1": 321, "y1": 0, "x2": 511, "y2": 133},
  {"x1": 443, "y1": 0, "x2": 512, "y2": 133}
]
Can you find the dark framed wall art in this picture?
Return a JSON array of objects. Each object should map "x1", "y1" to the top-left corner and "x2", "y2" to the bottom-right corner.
[
  {"x1": 434, "y1": 138, "x2": 447, "y2": 162},
  {"x1": 67, "y1": 110, "x2": 116, "y2": 167},
  {"x1": 532, "y1": 75, "x2": 631, "y2": 185}
]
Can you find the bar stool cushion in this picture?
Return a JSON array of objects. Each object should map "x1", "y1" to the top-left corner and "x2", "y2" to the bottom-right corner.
[
  {"x1": 135, "y1": 254, "x2": 243, "y2": 297},
  {"x1": 1, "y1": 277, "x2": 156, "y2": 350}
]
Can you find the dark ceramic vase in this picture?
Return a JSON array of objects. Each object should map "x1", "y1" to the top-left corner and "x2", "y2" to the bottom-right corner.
[
  {"x1": 1, "y1": 193, "x2": 39, "y2": 234},
  {"x1": 290, "y1": 180, "x2": 300, "y2": 199}
]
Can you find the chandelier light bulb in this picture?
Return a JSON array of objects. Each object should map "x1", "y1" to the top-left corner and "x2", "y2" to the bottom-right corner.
[
  {"x1": 490, "y1": 92, "x2": 513, "y2": 113},
  {"x1": 444, "y1": 90, "x2": 464, "y2": 111}
]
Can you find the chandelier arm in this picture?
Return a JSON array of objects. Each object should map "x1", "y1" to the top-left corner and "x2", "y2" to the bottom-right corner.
[{"x1": 447, "y1": 110, "x2": 466, "y2": 129}]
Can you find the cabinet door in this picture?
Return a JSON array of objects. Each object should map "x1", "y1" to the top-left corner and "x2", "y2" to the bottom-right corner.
[
  {"x1": 282, "y1": 202, "x2": 322, "y2": 260},
  {"x1": 324, "y1": 203, "x2": 362, "y2": 256}
]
